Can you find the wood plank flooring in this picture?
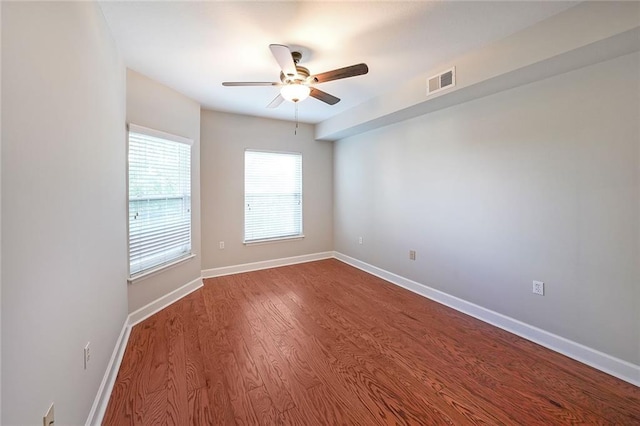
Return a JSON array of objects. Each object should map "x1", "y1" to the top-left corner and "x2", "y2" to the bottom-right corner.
[{"x1": 103, "y1": 259, "x2": 640, "y2": 424}]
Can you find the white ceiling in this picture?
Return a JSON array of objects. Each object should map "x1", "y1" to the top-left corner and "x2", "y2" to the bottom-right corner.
[{"x1": 99, "y1": 1, "x2": 577, "y2": 124}]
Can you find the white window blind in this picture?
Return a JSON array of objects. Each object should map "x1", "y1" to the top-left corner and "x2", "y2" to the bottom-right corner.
[
  {"x1": 245, "y1": 150, "x2": 302, "y2": 243},
  {"x1": 128, "y1": 125, "x2": 192, "y2": 277}
]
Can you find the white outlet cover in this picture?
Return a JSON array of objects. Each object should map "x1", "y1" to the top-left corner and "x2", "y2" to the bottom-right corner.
[
  {"x1": 533, "y1": 280, "x2": 544, "y2": 296},
  {"x1": 43, "y1": 403, "x2": 54, "y2": 426},
  {"x1": 84, "y1": 342, "x2": 91, "y2": 369}
]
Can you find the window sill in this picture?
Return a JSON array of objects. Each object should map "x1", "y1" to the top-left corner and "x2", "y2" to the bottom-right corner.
[
  {"x1": 243, "y1": 235, "x2": 305, "y2": 246},
  {"x1": 128, "y1": 253, "x2": 196, "y2": 284}
]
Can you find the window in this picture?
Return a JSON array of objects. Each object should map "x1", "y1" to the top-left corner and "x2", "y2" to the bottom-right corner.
[
  {"x1": 244, "y1": 150, "x2": 303, "y2": 243},
  {"x1": 128, "y1": 124, "x2": 192, "y2": 278}
]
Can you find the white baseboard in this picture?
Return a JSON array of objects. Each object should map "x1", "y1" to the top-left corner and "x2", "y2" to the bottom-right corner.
[
  {"x1": 334, "y1": 251, "x2": 640, "y2": 387},
  {"x1": 201, "y1": 251, "x2": 334, "y2": 278},
  {"x1": 128, "y1": 277, "x2": 203, "y2": 326},
  {"x1": 85, "y1": 319, "x2": 131, "y2": 426},
  {"x1": 87, "y1": 276, "x2": 204, "y2": 425}
]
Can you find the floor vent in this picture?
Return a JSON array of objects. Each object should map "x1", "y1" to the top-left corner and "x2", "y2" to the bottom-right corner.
[{"x1": 427, "y1": 67, "x2": 456, "y2": 95}]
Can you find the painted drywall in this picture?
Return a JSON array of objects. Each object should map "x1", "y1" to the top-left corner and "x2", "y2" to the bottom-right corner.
[
  {"x1": 126, "y1": 69, "x2": 202, "y2": 313},
  {"x1": 334, "y1": 52, "x2": 640, "y2": 366},
  {"x1": 200, "y1": 110, "x2": 333, "y2": 270},
  {"x1": 1, "y1": 2, "x2": 128, "y2": 424},
  {"x1": 0, "y1": 3, "x2": 3, "y2": 420}
]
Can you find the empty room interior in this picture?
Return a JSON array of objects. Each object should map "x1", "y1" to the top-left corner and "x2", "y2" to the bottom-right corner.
[{"x1": 1, "y1": 1, "x2": 639, "y2": 424}]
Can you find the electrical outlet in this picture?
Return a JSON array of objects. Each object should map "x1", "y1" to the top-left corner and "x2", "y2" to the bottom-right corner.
[
  {"x1": 43, "y1": 403, "x2": 54, "y2": 426},
  {"x1": 409, "y1": 250, "x2": 416, "y2": 261},
  {"x1": 358, "y1": 236, "x2": 363, "y2": 245},
  {"x1": 533, "y1": 280, "x2": 544, "y2": 296},
  {"x1": 219, "y1": 241, "x2": 225, "y2": 249},
  {"x1": 84, "y1": 342, "x2": 91, "y2": 369}
]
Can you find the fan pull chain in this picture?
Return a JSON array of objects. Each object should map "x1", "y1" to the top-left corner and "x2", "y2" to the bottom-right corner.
[{"x1": 294, "y1": 102, "x2": 299, "y2": 135}]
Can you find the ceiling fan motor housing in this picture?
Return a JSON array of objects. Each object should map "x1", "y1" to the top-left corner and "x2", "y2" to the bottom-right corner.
[{"x1": 281, "y1": 66, "x2": 310, "y2": 84}]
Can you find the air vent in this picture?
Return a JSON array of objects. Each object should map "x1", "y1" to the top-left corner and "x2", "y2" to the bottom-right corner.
[{"x1": 426, "y1": 67, "x2": 456, "y2": 96}]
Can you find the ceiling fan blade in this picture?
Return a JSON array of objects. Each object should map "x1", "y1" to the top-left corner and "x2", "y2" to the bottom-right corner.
[
  {"x1": 222, "y1": 82, "x2": 279, "y2": 87},
  {"x1": 311, "y1": 63, "x2": 369, "y2": 84},
  {"x1": 269, "y1": 44, "x2": 297, "y2": 77},
  {"x1": 310, "y1": 88, "x2": 340, "y2": 105},
  {"x1": 266, "y1": 94, "x2": 285, "y2": 109}
]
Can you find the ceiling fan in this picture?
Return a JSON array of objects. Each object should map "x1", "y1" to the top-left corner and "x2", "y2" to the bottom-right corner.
[{"x1": 222, "y1": 44, "x2": 369, "y2": 108}]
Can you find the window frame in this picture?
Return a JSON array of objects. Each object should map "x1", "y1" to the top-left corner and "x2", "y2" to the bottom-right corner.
[
  {"x1": 127, "y1": 123, "x2": 194, "y2": 282},
  {"x1": 243, "y1": 149, "x2": 304, "y2": 245}
]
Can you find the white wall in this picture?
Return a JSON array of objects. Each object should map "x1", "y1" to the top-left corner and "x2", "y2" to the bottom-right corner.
[
  {"x1": 334, "y1": 52, "x2": 640, "y2": 366},
  {"x1": 1, "y1": 2, "x2": 128, "y2": 424},
  {"x1": 126, "y1": 69, "x2": 202, "y2": 312},
  {"x1": 200, "y1": 111, "x2": 333, "y2": 270}
]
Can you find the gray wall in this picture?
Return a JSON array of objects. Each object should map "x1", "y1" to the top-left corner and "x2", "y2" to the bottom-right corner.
[
  {"x1": 1, "y1": 2, "x2": 128, "y2": 424},
  {"x1": 126, "y1": 69, "x2": 202, "y2": 313},
  {"x1": 334, "y1": 52, "x2": 640, "y2": 365},
  {"x1": 201, "y1": 111, "x2": 333, "y2": 270},
  {"x1": 1, "y1": 2, "x2": 4, "y2": 420}
]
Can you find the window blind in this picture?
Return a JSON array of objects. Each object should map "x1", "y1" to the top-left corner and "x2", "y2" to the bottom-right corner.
[
  {"x1": 244, "y1": 150, "x2": 302, "y2": 242},
  {"x1": 128, "y1": 125, "x2": 192, "y2": 277}
]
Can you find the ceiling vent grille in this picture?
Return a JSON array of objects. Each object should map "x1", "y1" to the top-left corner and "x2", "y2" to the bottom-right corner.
[{"x1": 427, "y1": 67, "x2": 455, "y2": 96}]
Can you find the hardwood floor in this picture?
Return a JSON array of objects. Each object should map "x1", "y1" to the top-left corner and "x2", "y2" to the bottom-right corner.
[{"x1": 103, "y1": 259, "x2": 640, "y2": 425}]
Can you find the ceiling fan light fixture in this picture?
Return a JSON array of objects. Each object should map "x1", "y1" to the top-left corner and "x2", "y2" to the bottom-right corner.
[
  {"x1": 223, "y1": 44, "x2": 368, "y2": 108},
  {"x1": 280, "y1": 83, "x2": 310, "y2": 103}
]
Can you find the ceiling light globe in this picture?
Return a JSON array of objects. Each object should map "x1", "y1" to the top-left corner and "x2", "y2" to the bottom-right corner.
[{"x1": 280, "y1": 84, "x2": 310, "y2": 103}]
